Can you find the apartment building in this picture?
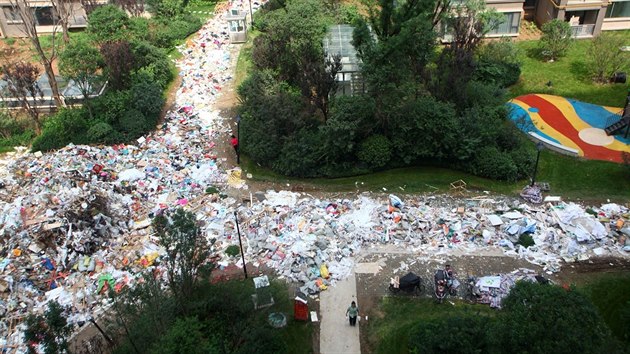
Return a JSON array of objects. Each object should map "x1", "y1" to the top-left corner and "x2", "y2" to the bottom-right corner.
[
  {"x1": 475, "y1": 0, "x2": 629, "y2": 38},
  {"x1": 0, "y1": 0, "x2": 88, "y2": 38}
]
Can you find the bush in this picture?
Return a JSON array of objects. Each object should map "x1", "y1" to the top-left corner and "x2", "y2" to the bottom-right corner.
[
  {"x1": 87, "y1": 122, "x2": 123, "y2": 144},
  {"x1": 32, "y1": 109, "x2": 90, "y2": 152},
  {"x1": 130, "y1": 78, "x2": 165, "y2": 127},
  {"x1": 132, "y1": 41, "x2": 174, "y2": 88},
  {"x1": 87, "y1": 5, "x2": 130, "y2": 43},
  {"x1": 409, "y1": 314, "x2": 492, "y2": 353},
  {"x1": 225, "y1": 245, "x2": 240, "y2": 257},
  {"x1": 117, "y1": 109, "x2": 147, "y2": 139},
  {"x1": 474, "y1": 60, "x2": 521, "y2": 88},
  {"x1": 358, "y1": 135, "x2": 392, "y2": 170},
  {"x1": 90, "y1": 90, "x2": 132, "y2": 125},
  {"x1": 272, "y1": 129, "x2": 323, "y2": 177},
  {"x1": 517, "y1": 233, "x2": 535, "y2": 248},
  {"x1": 539, "y1": 19, "x2": 573, "y2": 61},
  {"x1": 468, "y1": 146, "x2": 518, "y2": 181}
]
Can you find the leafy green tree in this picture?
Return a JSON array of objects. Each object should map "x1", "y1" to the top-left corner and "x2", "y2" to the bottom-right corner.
[
  {"x1": 100, "y1": 40, "x2": 135, "y2": 90},
  {"x1": 87, "y1": 5, "x2": 130, "y2": 43},
  {"x1": 251, "y1": 0, "x2": 336, "y2": 119},
  {"x1": 59, "y1": 38, "x2": 104, "y2": 118},
  {"x1": 153, "y1": 208, "x2": 211, "y2": 306},
  {"x1": 587, "y1": 33, "x2": 630, "y2": 83},
  {"x1": 151, "y1": 317, "x2": 214, "y2": 354},
  {"x1": 408, "y1": 313, "x2": 492, "y2": 354},
  {"x1": 491, "y1": 281, "x2": 617, "y2": 354},
  {"x1": 539, "y1": 19, "x2": 573, "y2": 61},
  {"x1": 23, "y1": 301, "x2": 73, "y2": 354},
  {"x1": 430, "y1": 0, "x2": 504, "y2": 103}
]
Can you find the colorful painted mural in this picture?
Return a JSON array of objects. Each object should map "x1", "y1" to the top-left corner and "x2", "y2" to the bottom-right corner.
[{"x1": 509, "y1": 94, "x2": 629, "y2": 163}]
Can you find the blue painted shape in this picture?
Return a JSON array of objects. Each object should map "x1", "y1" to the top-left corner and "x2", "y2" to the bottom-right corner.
[{"x1": 528, "y1": 107, "x2": 539, "y2": 113}]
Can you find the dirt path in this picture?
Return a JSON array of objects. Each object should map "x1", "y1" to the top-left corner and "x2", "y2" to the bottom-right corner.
[{"x1": 320, "y1": 273, "x2": 361, "y2": 354}]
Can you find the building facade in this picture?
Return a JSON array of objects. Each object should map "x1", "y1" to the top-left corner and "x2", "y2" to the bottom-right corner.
[
  {"x1": 478, "y1": 0, "x2": 629, "y2": 38},
  {"x1": 0, "y1": 0, "x2": 89, "y2": 38}
]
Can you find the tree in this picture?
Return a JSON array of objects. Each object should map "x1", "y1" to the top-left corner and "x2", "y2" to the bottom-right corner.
[
  {"x1": 23, "y1": 301, "x2": 73, "y2": 354},
  {"x1": 587, "y1": 33, "x2": 630, "y2": 83},
  {"x1": 539, "y1": 19, "x2": 573, "y2": 61},
  {"x1": 59, "y1": 38, "x2": 104, "y2": 118},
  {"x1": 50, "y1": 0, "x2": 75, "y2": 44},
  {"x1": 8, "y1": 0, "x2": 65, "y2": 108},
  {"x1": 87, "y1": 5, "x2": 130, "y2": 43},
  {"x1": 151, "y1": 317, "x2": 213, "y2": 354},
  {"x1": 491, "y1": 281, "x2": 617, "y2": 354},
  {"x1": 100, "y1": 40, "x2": 135, "y2": 90},
  {"x1": 1, "y1": 62, "x2": 45, "y2": 133},
  {"x1": 430, "y1": 0, "x2": 504, "y2": 103},
  {"x1": 113, "y1": 0, "x2": 145, "y2": 17},
  {"x1": 152, "y1": 208, "x2": 211, "y2": 306}
]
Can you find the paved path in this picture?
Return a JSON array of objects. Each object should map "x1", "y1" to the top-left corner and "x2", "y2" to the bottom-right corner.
[{"x1": 319, "y1": 272, "x2": 361, "y2": 354}]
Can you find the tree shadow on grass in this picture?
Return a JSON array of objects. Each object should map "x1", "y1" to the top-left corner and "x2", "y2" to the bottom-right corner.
[{"x1": 569, "y1": 60, "x2": 592, "y2": 83}]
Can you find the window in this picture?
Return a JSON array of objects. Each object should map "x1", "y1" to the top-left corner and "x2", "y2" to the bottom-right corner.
[
  {"x1": 488, "y1": 12, "x2": 521, "y2": 35},
  {"x1": 34, "y1": 7, "x2": 58, "y2": 26},
  {"x1": 606, "y1": 1, "x2": 630, "y2": 18},
  {"x1": 2, "y1": 6, "x2": 22, "y2": 23}
]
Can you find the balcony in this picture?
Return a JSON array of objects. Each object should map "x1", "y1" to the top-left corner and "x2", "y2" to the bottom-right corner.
[{"x1": 571, "y1": 24, "x2": 595, "y2": 37}]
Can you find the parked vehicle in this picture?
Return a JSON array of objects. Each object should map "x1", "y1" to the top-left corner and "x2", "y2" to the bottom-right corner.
[
  {"x1": 434, "y1": 265, "x2": 459, "y2": 303},
  {"x1": 389, "y1": 272, "x2": 424, "y2": 296}
]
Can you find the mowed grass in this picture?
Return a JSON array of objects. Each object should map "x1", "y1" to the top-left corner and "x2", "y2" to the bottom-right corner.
[
  {"x1": 366, "y1": 297, "x2": 495, "y2": 354},
  {"x1": 510, "y1": 34, "x2": 630, "y2": 107}
]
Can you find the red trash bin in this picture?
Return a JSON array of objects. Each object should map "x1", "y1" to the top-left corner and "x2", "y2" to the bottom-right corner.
[{"x1": 294, "y1": 294, "x2": 308, "y2": 321}]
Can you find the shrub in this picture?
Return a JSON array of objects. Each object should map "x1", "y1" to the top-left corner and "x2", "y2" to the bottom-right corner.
[
  {"x1": 272, "y1": 129, "x2": 323, "y2": 177},
  {"x1": 132, "y1": 41, "x2": 174, "y2": 88},
  {"x1": 130, "y1": 79, "x2": 165, "y2": 127},
  {"x1": 468, "y1": 146, "x2": 518, "y2": 181},
  {"x1": 117, "y1": 109, "x2": 147, "y2": 139},
  {"x1": 539, "y1": 19, "x2": 573, "y2": 61},
  {"x1": 477, "y1": 38, "x2": 521, "y2": 65},
  {"x1": 32, "y1": 109, "x2": 90, "y2": 152},
  {"x1": 87, "y1": 5, "x2": 130, "y2": 43},
  {"x1": 587, "y1": 33, "x2": 630, "y2": 83},
  {"x1": 358, "y1": 135, "x2": 392, "y2": 169},
  {"x1": 90, "y1": 90, "x2": 132, "y2": 125},
  {"x1": 225, "y1": 245, "x2": 240, "y2": 257},
  {"x1": 474, "y1": 60, "x2": 521, "y2": 88},
  {"x1": 409, "y1": 314, "x2": 492, "y2": 353},
  {"x1": 87, "y1": 122, "x2": 123, "y2": 144},
  {"x1": 517, "y1": 233, "x2": 535, "y2": 248}
]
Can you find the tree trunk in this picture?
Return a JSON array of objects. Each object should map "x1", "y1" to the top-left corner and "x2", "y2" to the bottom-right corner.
[{"x1": 32, "y1": 41, "x2": 66, "y2": 108}]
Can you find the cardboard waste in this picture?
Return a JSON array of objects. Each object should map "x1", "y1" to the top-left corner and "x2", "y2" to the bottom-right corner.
[{"x1": 1, "y1": 0, "x2": 629, "y2": 350}]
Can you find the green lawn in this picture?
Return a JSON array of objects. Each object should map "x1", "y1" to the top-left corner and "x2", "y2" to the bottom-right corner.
[
  {"x1": 366, "y1": 297, "x2": 495, "y2": 354},
  {"x1": 579, "y1": 273, "x2": 630, "y2": 343},
  {"x1": 242, "y1": 151, "x2": 630, "y2": 201},
  {"x1": 235, "y1": 30, "x2": 261, "y2": 88},
  {"x1": 510, "y1": 34, "x2": 630, "y2": 107}
]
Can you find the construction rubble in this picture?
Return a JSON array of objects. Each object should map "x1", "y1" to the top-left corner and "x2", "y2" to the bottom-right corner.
[{"x1": 1, "y1": 0, "x2": 629, "y2": 350}]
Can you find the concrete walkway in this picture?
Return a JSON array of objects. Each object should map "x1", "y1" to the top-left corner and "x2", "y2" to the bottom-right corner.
[{"x1": 319, "y1": 273, "x2": 361, "y2": 354}]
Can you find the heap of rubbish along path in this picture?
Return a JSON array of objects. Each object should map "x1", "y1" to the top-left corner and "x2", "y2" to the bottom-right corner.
[{"x1": 1, "y1": 0, "x2": 630, "y2": 350}]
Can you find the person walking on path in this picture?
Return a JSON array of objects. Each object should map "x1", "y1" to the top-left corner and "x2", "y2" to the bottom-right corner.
[
  {"x1": 230, "y1": 134, "x2": 239, "y2": 154},
  {"x1": 346, "y1": 301, "x2": 359, "y2": 327}
]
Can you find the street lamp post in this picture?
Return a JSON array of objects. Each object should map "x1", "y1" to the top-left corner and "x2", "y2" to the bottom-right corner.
[
  {"x1": 233, "y1": 210, "x2": 248, "y2": 279},
  {"x1": 236, "y1": 114, "x2": 241, "y2": 165},
  {"x1": 248, "y1": 0, "x2": 253, "y2": 28},
  {"x1": 531, "y1": 142, "x2": 545, "y2": 187}
]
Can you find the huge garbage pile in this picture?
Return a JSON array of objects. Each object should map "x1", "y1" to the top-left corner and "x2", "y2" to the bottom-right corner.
[{"x1": 1, "y1": 0, "x2": 629, "y2": 350}]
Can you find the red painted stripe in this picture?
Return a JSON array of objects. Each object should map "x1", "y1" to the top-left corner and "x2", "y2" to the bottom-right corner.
[{"x1": 518, "y1": 95, "x2": 622, "y2": 163}]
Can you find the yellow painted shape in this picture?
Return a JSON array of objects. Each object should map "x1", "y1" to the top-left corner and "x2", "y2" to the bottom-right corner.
[{"x1": 510, "y1": 98, "x2": 583, "y2": 155}]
